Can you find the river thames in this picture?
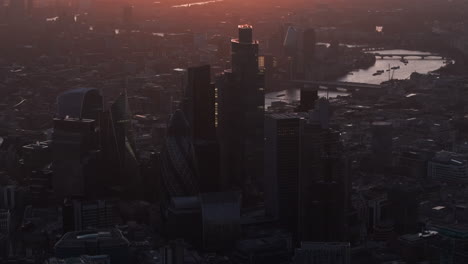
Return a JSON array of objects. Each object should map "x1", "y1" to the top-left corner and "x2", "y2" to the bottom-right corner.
[{"x1": 266, "y1": 49, "x2": 449, "y2": 107}]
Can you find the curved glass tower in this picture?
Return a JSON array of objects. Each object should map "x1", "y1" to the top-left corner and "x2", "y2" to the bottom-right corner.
[{"x1": 161, "y1": 110, "x2": 199, "y2": 197}]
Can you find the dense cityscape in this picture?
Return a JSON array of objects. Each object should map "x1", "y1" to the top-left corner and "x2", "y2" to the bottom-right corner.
[{"x1": 1, "y1": 0, "x2": 468, "y2": 263}]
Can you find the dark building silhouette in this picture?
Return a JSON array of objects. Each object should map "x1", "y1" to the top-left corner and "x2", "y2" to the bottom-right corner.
[
  {"x1": 185, "y1": 65, "x2": 216, "y2": 142},
  {"x1": 8, "y1": 0, "x2": 25, "y2": 17},
  {"x1": 200, "y1": 191, "x2": 241, "y2": 251},
  {"x1": 217, "y1": 25, "x2": 265, "y2": 195},
  {"x1": 299, "y1": 120, "x2": 349, "y2": 242},
  {"x1": 109, "y1": 91, "x2": 140, "y2": 196},
  {"x1": 184, "y1": 65, "x2": 220, "y2": 192},
  {"x1": 388, "y1": 185, "x2": 419, "y2": 234},
  {"x1": 54, "y1": 229, "x2": 130, "y2": 264},
  {"x1": 161, "y1": 110, "x2": 199, "y2": 198},
  {"x1": 122, "y1": 4, "x2": 133, "y2": 27},
  {"x1": 302, "y1": 28, "x2": 316, "y2": 80},
  {"x1": 57, "y1": 88, "x2": 103, "y2": 121},
  {"x1": 63, "y1": 199, "x2": 120, "y2": 232},
  {"x1": 371, "y1": 121, "x2": 393, "y2": 171},
  {"x1": 293, "y1": 242, "x2": 351, "y2": 264},
  {"x1": 265, "y1": 100, "x2": 349, "y2": 243},
  {"x1": 264, "y1": 113, "x2": 303, "y2": 240},
  {"x1": 283, "y1": 26, "x2": 299, "y2": 79},
  {"x1": 110, "y1": 91, "x2": 137, "y2": 165},
  {"x1": 297, "y1": 86, "x2": 318, "y2": 112},
  {"x1": 52, "y1": 118, "x2": 98, "y2": 199},
  {"x1": 165, "y1": 196, "x2": 202, "y2": 246}
]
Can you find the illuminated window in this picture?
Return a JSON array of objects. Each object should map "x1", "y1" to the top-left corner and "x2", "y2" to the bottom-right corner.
[{"x1": 258, "y1": 56, "x2": 265, "y2": 68}]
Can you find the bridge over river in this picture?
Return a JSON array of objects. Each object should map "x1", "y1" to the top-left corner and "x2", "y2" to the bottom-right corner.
[
  {"x1": 289, "y1": 80, "x2": 382, "y2": 92},
  {"x1": 373, "y1": 53, "x2": 447, "y2": 60}
]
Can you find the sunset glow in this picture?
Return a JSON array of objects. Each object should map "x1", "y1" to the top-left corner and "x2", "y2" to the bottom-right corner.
[{"x1": 0, "y1": 0, "x2": 467, "y2": 262}]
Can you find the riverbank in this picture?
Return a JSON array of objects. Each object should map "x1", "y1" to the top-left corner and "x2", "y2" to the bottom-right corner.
[
  {"x1": 265, "y1": 51, "x2": 376, "y2": 93},
  {"x1": 266, "y1": 49, "x2": 449, "y2": 106}
]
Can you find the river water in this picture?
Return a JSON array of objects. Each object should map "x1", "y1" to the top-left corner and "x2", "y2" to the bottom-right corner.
[{"x1": 266, "y1": 49, "x2": 448, "y2": 107}]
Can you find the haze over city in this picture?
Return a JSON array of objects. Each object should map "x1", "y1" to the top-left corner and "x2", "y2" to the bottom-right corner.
[{"x1": 0, "y1": 0, "x2": 468, "y2": 263}]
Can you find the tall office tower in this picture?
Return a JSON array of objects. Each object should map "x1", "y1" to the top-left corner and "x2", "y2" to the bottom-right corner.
[
  {"x1": 122, "y1": 4, "x2": 133, "y2": 26},
  {"x1": 110, "y1": 91, "x2": 140, "y2": 194},
  {"x1": 296, "y1": 86, "x2": 318, "y2": 112},
  {"x1": 110, "y1": 91, "x2": 137, "y2": 158},
  {"x1": 265, "y1": 100, "x2": 350, "y2": 243},
  {"x1": 293, "y1": 242, "x2": 351, "y2": 264},
  {"x1": 57, "y1": 88, "x2": 103, "y2": 121},
  {"x1": 184, "y1": 65, "x2": 220, "y2": 192},
  {"x1": 283, "y1": 26, "x2": 299, "y2": 57},
  {"x1": 283, "y1": 26, "x2": 299, "y2": 79},
  {"x1": 264, "y1": 113, "x2": 304, "y2": 240},
  {"x1": 299, "y1": 105, "x2": 350, "y2": 242},
  {"x1": 371, "y1": 121, "x2": 393, "y2": 171},
  {"x1": 259, "y1": 55, "x2": 277, "y2": 92},
  {"x1": 52, "y1": 118, "x2": 98, "y2": 198},
  {"x1": 302, "y1": 28, "x2": 316, "y2": 80},
  {"x1": 217, "y1": 25, "x2": 265, "y2": 195},
  {"x1": 161, "y1": 110, "x2": 199, "y2": 198},
  {"x1": 388, "y1": 186, "x2": 419, "y2": 234},
  {"x1": 185, "y1": 65, "x2": 216, "y2": 141}
]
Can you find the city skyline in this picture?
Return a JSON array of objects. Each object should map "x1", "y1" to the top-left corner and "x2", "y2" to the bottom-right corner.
[{"x1": 0, "y1": 0, "x2": 468, "y2": 263}]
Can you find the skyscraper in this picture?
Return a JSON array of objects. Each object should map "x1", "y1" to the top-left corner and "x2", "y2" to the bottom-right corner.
[
  {"x1": 8, "y1": 0, "x2": 26, "y2": 17},
  {"x1": 299, "y1": 108, "x2": 349, "y2": 242},
  {"x1": 302, "y1": 28, "x2": 316, "y2": 80},
  {"x1": 283, "y1": 26, "x2": 299, "y2": 79},
  {"x1": 264, "y1": 113, "x2": 304, "y2": 239},
  {"x1": 217, "y1": 25, "x2": 265, "y2": 195},
  {"x1": 57, "y1": 88, "x2": 103, "y2": 121},
  {"x1": 265, "y1": 100, "x2": 350, "y2": 243},
  {"x1": 184, "y1": 65, "x2": 220, "y2": 192},
  {"x1": 52, "y1": 118, "x2": 99, "y2": 198},
  {"x1": 161, "y1": 110, "x2": 199, "y2": 198},
  {"x1": 122, "y1": 4, "x2": 133, "y2": 27},
  {"x1": 185, "y1": 65, "x2": 216, "y2": 142},
  {"x1": 371, "y1": 121, "x2": 393, "y2": 171},
  {"x1": 109, "y1": 91, "x2": 141, "y2": 196}
]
